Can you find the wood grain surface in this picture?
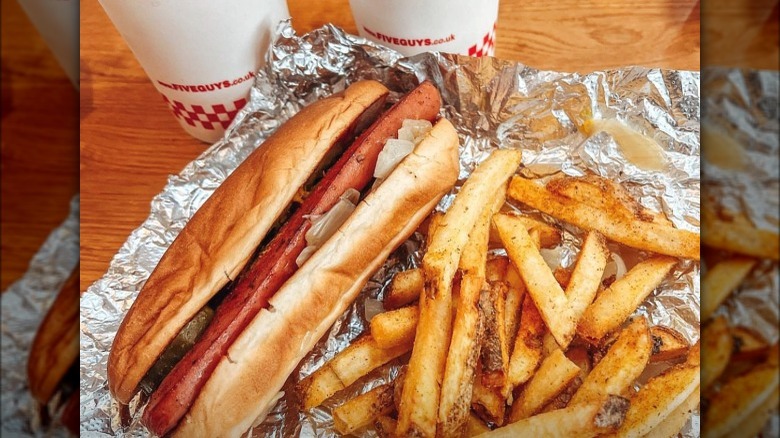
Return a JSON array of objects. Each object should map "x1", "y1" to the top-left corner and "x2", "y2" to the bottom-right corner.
[
  {"x1": 1, "y1": 0, "x2": 79, "y2": 292},
  {"x1": 79, "y1": 0, "x2": 704, "y2": 290}
]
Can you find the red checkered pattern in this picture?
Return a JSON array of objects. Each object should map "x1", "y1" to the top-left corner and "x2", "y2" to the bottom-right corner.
[
  {"x1": 162, "y1": 96, "x2": 247, "y2": 130},
  {"x1": 467, "y1": 23, "x2": 497, "y2": 57}
]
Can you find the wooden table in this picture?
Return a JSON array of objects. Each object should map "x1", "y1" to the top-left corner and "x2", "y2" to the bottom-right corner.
[
  {"x1": 79, "y1": 0, "x2": 704, "y2": 290},
  {"x1": 1, "y1": 0, "x2": 79, "y2": 292}
]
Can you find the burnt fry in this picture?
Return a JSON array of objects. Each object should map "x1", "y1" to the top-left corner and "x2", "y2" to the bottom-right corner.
[{"x1": 649, "y1": 325, "x2": 690, "y2": 363}]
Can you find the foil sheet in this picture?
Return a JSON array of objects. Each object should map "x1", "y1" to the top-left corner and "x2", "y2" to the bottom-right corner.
[
  {"x1": 80, "y1": 22, "x2": 700, "y2": 437},
  {"x1": 1, "y1": 195, "x2": 80, "y2": 437}
]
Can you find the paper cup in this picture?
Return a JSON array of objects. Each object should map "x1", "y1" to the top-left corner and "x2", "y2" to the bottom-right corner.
[
  {"x1": 15, "y1": 0, "x2": 79, "y2": 88},
  {"x1": 349, "y1": 0, "x2": 499, "y2": 57},
  {"x1": 97, "y1": 0, "x2": 289, "y2": 143}
]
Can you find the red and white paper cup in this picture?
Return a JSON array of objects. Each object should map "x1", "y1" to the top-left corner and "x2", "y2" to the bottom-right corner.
[
  {"x1": 349, "y1": 0, "x2": 499, "y2": 57},
  {"x1": 97, "y1": 0, "x2": 289, "y2": 143}
]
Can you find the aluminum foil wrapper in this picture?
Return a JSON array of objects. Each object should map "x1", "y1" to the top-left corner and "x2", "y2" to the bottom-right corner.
[
  {"x1": 1, "y1": 195, "x2": 80, "y2": 437},
  {"x1": 80, "y1": 22, "x2": 700, "y2": 437}
]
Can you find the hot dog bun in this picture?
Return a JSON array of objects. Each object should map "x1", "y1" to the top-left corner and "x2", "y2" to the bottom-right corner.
[
  {"x1": 176, "y1": 118, "x2": 459, "y2": 437},
  {"x1": 28, "y1": 263, "x2": 79, "y2": 405},
  {"x1": 108, "y1": 81, "x2": 390, "y2": 404}
]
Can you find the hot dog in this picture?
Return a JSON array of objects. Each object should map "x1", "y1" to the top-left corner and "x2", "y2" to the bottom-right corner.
[
  {"x1": 107, "y1": 80, "x2": 460, "y2": 437},
  {"x1": 27, "y1": 263, "x2": 79, "y2": 435}
]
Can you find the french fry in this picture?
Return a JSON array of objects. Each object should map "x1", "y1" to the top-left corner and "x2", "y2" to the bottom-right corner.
[
  {"x1": 486, "y1": 256, "x2": 509, "y2": 282},
  {"x1": 333, "y1": 383, "x2": 395, "y2": 435},
  {"x1": 471, "y1": 363, "x2": 507, "y2": 426},
  {"x1": 508, "y1": 348, "x2": 581, "y2": 422},
  {"x1": 649, "y1": 325, "x2": 690, "y2": 363},
  {"x1": 373, "y1": 415, "x2": 397, "y2": 438},
  {"x1": 731, "y1": 326, "x2": 771, "y2": 361},
  {"x1": 506, "y1": 295, "x2": 546, "y2": 392},
  {"x1": 300, "y1": 335, "x2": 411, "y2": 409},
  {"x1": 489, "y1": 214, "x2": 562, "y2": 249},
  {"x1": 701, "y1": 316, "x2": 733, "y2": 390},
  {"x1": 439, "y1": 190, "x2": 504, "y2": 436},
  {"x1": 503, "y1": 278, "x2": 525, "y2": 349},
  {"x1": 508, "y1": 176, "x2": 700, "y2": 260},
  {"x1": 538, "y1": 346, "x2": 592, "y2": 413},
  {"x1": 384, "y1": 268, "x2": 424, "y2": 310},
  {"x1": 495, "y1": 213, "x2": 577, "y2": 349},
  {"x1": 477, "y1": 396, "x2": 628, "y2": 438},
  {"x1": 570, "y1": 317, "x2": 652, "y2": 406},
  {"x1": 398, "y1": 150, "x2": 523, "y2": 437},
  {"x1": 703, "y1": 357, "x2": 780, "y2": 438},
  {"x1": 578, "y1": 256, "x2": 677, "y2": 341},
  {"x1": 701, "y1": 257, "x2": 756, "y2": 321},
  {"x1": 612, "y1": 349, "x2": 700, "y2": 438},
  {"x1": 702, "y1": 201, "x2": 779, "y2": 260},
  {"x1": 565, "y1": 232, "x2": 609, "y2": 322},
  {"x1": 465, "y1": 412, "x2": 491, "y2": 437},
  {"x1": 640, "y1": 385, "x2": 700, "y2": 438},
  {"x1": 480, "y1": 283, "x2": 509, "y2": 389},
  {"x1": 370, "y1": 305, "x2": 418, "y2": 349}
]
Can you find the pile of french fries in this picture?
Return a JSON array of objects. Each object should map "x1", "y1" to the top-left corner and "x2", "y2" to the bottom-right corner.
[
  {"x1": 298, "y1": 149, "x2": 703, "y2": 437},
  {"x1": 699, "y1": 195, "x2": 780, "y2": 438}
]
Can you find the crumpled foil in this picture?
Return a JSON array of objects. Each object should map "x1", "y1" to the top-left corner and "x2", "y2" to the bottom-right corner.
[
  {"x1": 1, "y1": 195, "x2": 80, "y2": 437},
  {"x1": 80, "y1": 22, "x2": 700, "y2": 437}
]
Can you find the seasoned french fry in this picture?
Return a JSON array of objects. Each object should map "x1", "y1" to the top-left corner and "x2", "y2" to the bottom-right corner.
[
  {"x1": 439, "y1": 191, "x2": 504, "y2": 436},
  {"x1": 703, "y1": 356, "x2": 780, "y2": 438},
  {"x1": 538, "y1": 346, "x2": 592, "y2": 413},
  {"x1": 471, "y1": 363, "x2": 507, "y2": 426},
  {"x1": 477, "y1": 396, "x2": 628, "y2": 438},
  {"x1": 370, "y1": 305, "x2": 418, "y2": 349},
  {"x1": 640, "y1": 385, "x2": 700, "y2": 438},
  {"x1": 333, "y1": 383, "x2": 395, "y2": 435},
  {"x1": 504, "y1": 279, "x2": 525, "y2": 349},
  {"x1": 731, "y1": 326, "x2": 770, "y2": 361},
  {"x1": 700, "y1": 257, "x2": 756, "y2": 321},
  {"x1": 508, "y1": 348, "x2": 581, "y2": 422},
  {"x1": 506, "y1": 295, "x2": 546, "y2": 392},
  {"x1": 384, "y1": 268, "x2": 423, "y2": 310},
  {"x1": 465, "y1": 412, "x2": 491, "y2": 437},
  {"x1": 489, "y1": 214, "x2": 562, "y2": 249},
  {"x1": 570, "y1": 317, "x2": 652, "y2": 406},
  {"x1": 374, "y1": 415, "x2": 397, "y2": 438},
  {"x1": 649, "y1": 325, "x2": 690, "y2": 363},
  {"x1": 702, "y1": 201, "x2": 779, "y2": 260},
  {"x1": 701, "y1": 316, "x2": 733, "y2": 390},
  {"x1": 495, "y1": 213, "x2": 577, "y2": 349},
  {"x1": 565, "y1": 232, "x2": 609, "y2": 321},
  {"x1": 612, "y1": 349, "x2": 700, "y2": 438},
  {"x1": 486, "y1": 256, "x2": 509, "y2": 283},
  {"x1": 508, "y1": 176, "x2": 700, "y2": 260},
  {"x1": 480, "y1": 283, "x2": 509, "y2": 389},
  {"x1": 398, "y1": 150, "x2": 523, "y2": 437},
  {"x1": 578, "y1": 256, "x2": 677, "y2": 341},
  {"x1": 300, "y1": 335, "x2": 411, "y2": 409}
]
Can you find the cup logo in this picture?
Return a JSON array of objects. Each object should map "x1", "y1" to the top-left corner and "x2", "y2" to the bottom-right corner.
[
  {"x1": 467, "y1": 23, "x2": 496, "y2": 57},
  {"x1": 162, "y1": 95, "x2": 248, "y2": 130}
]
